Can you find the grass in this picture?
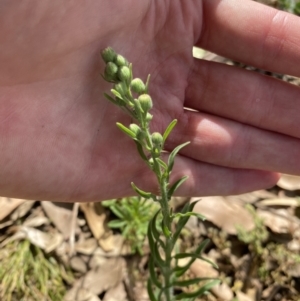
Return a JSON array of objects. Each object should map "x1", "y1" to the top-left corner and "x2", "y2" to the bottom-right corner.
[{"x1": 0, "y1": 239, "x2": 73, "y2": 301}]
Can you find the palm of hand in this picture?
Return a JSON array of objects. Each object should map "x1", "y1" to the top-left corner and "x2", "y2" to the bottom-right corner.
[{"x1": 1, "y1": 0, "x2": 299, "y2": 201}]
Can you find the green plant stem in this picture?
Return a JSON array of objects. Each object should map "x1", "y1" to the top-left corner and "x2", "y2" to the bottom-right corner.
[
  {"x1": 163, "y1": 239, "x2": 174, "y2": 301},
  {"x1": 156, "y1": 161, "x2": 174, "y2": 301},
  {"x1": 144, "y1": 123, "x2": 174, "y2": 300}
]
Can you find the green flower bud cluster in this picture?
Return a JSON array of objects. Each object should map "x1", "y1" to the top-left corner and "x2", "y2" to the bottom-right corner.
[
  {"x1": 101, "y1": 47, "x2": 130, "y2": 82},
  {"x1": 101, "y1": 47, "x2": 153, "y2": 124}
]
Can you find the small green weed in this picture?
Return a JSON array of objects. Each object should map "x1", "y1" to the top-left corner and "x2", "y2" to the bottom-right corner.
[
  {"x1": 0, "y1": 239, "x2": 73, "y2": 301},
  {"x1": 236, "y1": 204, "x2": 268, "y2": 256},
  {"x1": 278, "y1": 0, "x2": 300, "y2": 15},
  {"x1": 102, "y1": 197, "x2": 159, "y2": 254}
]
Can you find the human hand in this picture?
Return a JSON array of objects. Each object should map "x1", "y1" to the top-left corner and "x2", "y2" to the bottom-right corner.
[{"x1": 0, "y1": 0, "x2": 299, "y2": 202}]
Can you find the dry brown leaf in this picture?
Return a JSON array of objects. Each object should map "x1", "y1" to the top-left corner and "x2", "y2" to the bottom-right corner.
[
  {"x1": 189, "y1": 258, "x2": 218, "y2": 278},
  {"x1": 10, "y1": 200, "x2": 35, "y2": 220},
  {"x1": 80, "y1": 202, "x2": 109, "y2": 240},
  {"x1": 103, "y1": 282, "x2": 127, "y2": 301},
  {"x1": 89, "y1": 255, "x2": 107, "y2": 270},
  {"x1": 226, "y1": 190, "x2": 277, "y2": 204},
  {"x1": 211, "y1": 283, "x2": 234, "y2": 301},
  {"x1": 189, "y1": 259, "x2": 233, "y2": 300},
  {"x1": 191, "y1": 197, "x2": 255, "y2": 234},
  {"x1": 277, "y1": 174, "x2": 300, "y2": 190},
  {"x1": 131, "y1": 282, "x2": 149, "y2": 301},
  {"x1": 75, "y1": 238, "x2": 98, "y2": 255},
  {"x1": 0, "y1": 225, "x2": 63, "y2": 252},
  {"x1": 98, "y1": 233, "x2": 116, "y2": 252},
  {"x1": 73, "y1": 233, "x2": 131, "y2": 259},
  {"x1": 98, "y1": 233, "x2": 131, "y2": 255},
  {"x1": 0, "y1": 197, "x2": 26, "y2": 221},
  {"x1": 64, "y1": 288, "x2": 101, "y2": 301},
  {"x1": 236, "y1": 291, "x2": 255, "y2": 301},
  {"x1": 20, "y1": 226, "x2": 63, "y2": 252},
  {"x1": 0, "y1": 219, "x2": 13, "y2": 229},
  {"x1": 258, "y1": 198, "x2": 300, "y2": 207},
  {"x1": 23, "y1": 215, "x2": 49, "y2": 228},
  {"x1": 70, "y1": 256, "x2": 87, "y2": 274},
  {"x1": 65, "y1": 257, "x2": 125, "y2": 299},
  {"x1": 41, "y1": 201, "x2": 75, "y2": 238},
  {"x1": 257, "y1": 209, "x2": 299, "y2": 234}
]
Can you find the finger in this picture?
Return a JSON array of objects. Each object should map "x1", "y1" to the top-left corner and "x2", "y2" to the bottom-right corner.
[
  {"x1": 185, "y1": 59, "x2": 300, "y2": 139},
  {"x1": 198, "y1": 0, "x2": 300, "y2": 76},
  {"x1": 165, "y1": 110, "x2": 300, "y2": 176},
  {"x1": 132, "y1": 154, "x2": 280, "y2": 197}
]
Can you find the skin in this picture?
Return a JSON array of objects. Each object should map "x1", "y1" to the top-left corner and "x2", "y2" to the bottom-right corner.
[{"x1": 0, "y1": 0, "x2": 300, "y2": 202}]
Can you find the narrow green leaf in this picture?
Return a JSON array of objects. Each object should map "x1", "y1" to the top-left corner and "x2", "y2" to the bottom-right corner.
[
  {"x1": 174, "y1": 277, "x2": 216, "y2": 287},
  {"x1": 109, "y1": 205, "x2": 126, "y2": 220},
  {"x1": 157, "y1": 288, "x2": 164, "y2": 301},
  {"x1": 168, "y1": 176, "x2": 188, "y2": 199},
  {"x1": 172, "y1": 211, "x2": 206, "y2": 221},
  {"x1": 111, "y1": 88, "x2": 122, "y2": 99},
  {"x1": 122, "y1": 225, "x2": 130, "y2": 237},
  {"x1": 188, "y1": 200, "x2": 200, "y2": 211},
  {"x1": 148, "y1": 256, "x2": 162, "y2": 289},
  {"x1": 134, "y1": 141, "x2": 148, "y2": 161},
  {"x1": 147, "y1": 223, "x2": 165, "y2": 267},
  {"x1": 193, "y1": 238, "x2": 210, "y2": 256},
  {"x1": 145, "y1": 74, "x2": 151, "y2": 93},
  {"x1": 147, "y1": 279, "x2": 158, "y2": 301},
  {"x1": 116, "y1": 201, "x2": 132, "y2": 220},
  {"x1": 150, "y1": 210, "x2": 161, "y2": 241},
  {"x1": 129, "y1": 63, "x2": 133, "y2": 84},
  {"x1": 101, "y1": 199, "x2": 116, "y2": 207},
  {"x1": 107, "y1": 220, "x2": 127, "y2": 229},
  {"x1": 116, "y1": 122, "x2": 136, "y2": 139},
  {"x1": 175, "y1": 280, "x2": 220, "y2": 300},
  {"x1": 168, "y1": 142, "x2": 190, "y2": 173},
  {"x1": 131, "y1": 182, "x2": 152, "y2": 199},
  {"x1": 147, "y1": 220, "x2": 155, "y2": 251},
  {"x1": 163, "y1": 119, "x2": 177, "y2": 142},
  {"x1": 157, "y1": 238, "x2": 166, "y2": 249},
  {"x1": 153, "y1": 241, "x2": 166, "y2": 267},
  {"x1": 104, "y1": 93, "x2": 118, "y2": 105},
  {"x1": 174, "y1": 252, "x2": 218, "y2": 270},
  {"x1": 174, "y1": 239, "x2": 212, "y2": 277},
  {"x1": 172, "y1": 201, "x2": 199, "y2": 245},
  {"x1": 155, "y1": 158, "x2": 168, "y2": 171}
]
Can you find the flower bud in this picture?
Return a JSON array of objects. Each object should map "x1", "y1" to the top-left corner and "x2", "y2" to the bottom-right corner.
[
  {"x1": 129, "y1": 124, "x2": 145, "y2": 141},
  {"x1": 114, "y1": 82, "x2": 127, "y2": 95},
  {"x1": 105, "y1": 62, "x2": 118, "y2": 76},
  {"x1": 138, "y1": 94, "x2": 153, "y2": 112},
  {"x1": 115, "y1": 54, "x2": 128, "y2": 67},
  {"x1": 151, "y1": 132, "x2": 163, "y2": 148},
  {"x1": 131, "y1": 78, "x2": 146, "y2": 94},
  {"x1": 146, "y1": 113, "x2": 153, "y2": 122},
  {"x1": 129, "y1": 124, "x2": 141, "y2": 135},
  {"x1": 118, "y1": 66, "x2": 131, "y2": 83},
  {"x1": 101, "y1": 47, "x2": 116, "y2": 63}
]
